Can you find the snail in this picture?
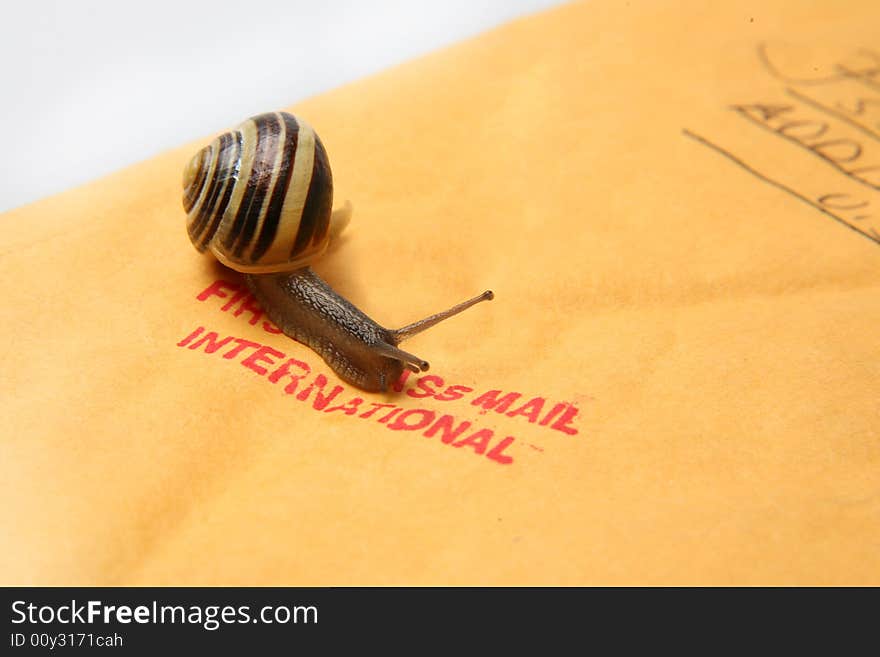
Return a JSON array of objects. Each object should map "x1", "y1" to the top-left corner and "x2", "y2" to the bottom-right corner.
[{"x1": 182, "y1": 111, "x2": 493, "y2": 392}]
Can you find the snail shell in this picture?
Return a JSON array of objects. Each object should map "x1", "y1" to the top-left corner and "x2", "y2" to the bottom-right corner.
[{"x1": 182, "y1": 111, "x2": 334, "y2": 274}]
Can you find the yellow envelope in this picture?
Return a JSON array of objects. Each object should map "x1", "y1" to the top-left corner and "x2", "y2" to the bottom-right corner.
[{"x1": 2, "y1": 0, "x2": 878, "y2": 585}]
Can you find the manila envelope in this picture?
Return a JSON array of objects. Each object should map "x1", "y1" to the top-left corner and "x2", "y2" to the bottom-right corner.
[{"x1": 2, "y1": 0, "x2": 878, "y2": 585}]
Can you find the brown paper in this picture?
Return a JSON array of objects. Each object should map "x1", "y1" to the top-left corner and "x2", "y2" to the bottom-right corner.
[{"x1": 2, "y1": 0, "x2": 878, "y2": 585}]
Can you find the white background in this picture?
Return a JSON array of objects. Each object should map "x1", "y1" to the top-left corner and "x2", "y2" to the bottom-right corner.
[{"x1": 0, "y1": 0, "x2": 563, "y2": 213}]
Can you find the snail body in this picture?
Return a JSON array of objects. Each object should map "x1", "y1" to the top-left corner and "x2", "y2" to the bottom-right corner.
[{"x1": 183, "y1": 111, "x2": 492, "y2": 392}]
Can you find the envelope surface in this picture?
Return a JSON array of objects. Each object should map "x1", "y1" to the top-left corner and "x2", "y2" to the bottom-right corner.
[{"x1": 2, "y1": 0, "x2": 878, "y2": 585}]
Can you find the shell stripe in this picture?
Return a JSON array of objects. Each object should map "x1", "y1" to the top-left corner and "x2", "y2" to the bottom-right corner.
[
  {"x1": 183, "y1": 148, "x2": 209, "y2": 213},
  {"x1": 236, "y1": 115, "x2": 284, "y2": 258},
  {"x1": 216, "y1": 119, "x2": 258, "y2": 256},
  {"x1": 186, "y1": 143, "x2": 220, "y2": 242},
  {"x1": 260, "y1": 120, "x2": 316, "y2": 266},
  {"x1": 227, "y1": 114, "x2": 282, "y2": 258},
  {"x1": 220, "y1": 119, "x2": 265, "y2": 252},
  {"x1": 189, "y1": 132, "x2": 230, "y2": 244},
  {"x1": 250, "y1": 112, "x2": 300, "y2": 263},
  {"x1": 239, "y1": 113, "x2": 288, "y2": 263},
  {"x1": 184, "y1": 146, "x2": 211, "y2": 217},
  {"x1": 196, "y1": 131, "x2": 242, "y2": 251},
  {"x1": 292, "y1": 133, "x2": 333, "y2": 257}
]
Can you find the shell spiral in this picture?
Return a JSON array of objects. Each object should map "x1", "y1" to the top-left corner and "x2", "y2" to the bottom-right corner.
[{"x1": 182, "y1": 111, "x2": 334, "y2": 273}]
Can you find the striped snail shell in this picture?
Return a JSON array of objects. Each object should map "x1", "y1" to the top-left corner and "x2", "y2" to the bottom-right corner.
[{"x1": 182, "y1": 111, "x2": 345, "y2": 274}]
